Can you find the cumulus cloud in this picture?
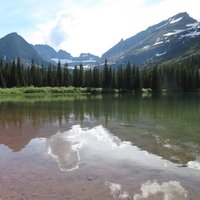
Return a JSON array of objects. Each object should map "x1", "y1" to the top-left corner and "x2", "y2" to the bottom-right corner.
[
  {"x1": 46, "y1": 13, "x2": 72, "y2": 48},
  {"x1": 26, "y1": 0, "x2": 200, "y2": 56}
]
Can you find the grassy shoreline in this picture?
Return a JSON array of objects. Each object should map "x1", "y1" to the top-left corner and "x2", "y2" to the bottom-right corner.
[
  {"x1": 0, "y1": 86, "x2": 140, "y2": 95},
  {"x1": 0, "y1": 86, "x2": 199, "y2": 96}
]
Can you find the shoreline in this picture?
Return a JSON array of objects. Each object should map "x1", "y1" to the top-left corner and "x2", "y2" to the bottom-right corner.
[{"x1": 0, "y1": 86, "x2": 200, "y2": 96}]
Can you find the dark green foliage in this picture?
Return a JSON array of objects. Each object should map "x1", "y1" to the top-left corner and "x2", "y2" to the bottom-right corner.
[
  {"x1": 0, "y1": 56, "x2": 199, "y2": 92},
  {"x1": 102, "y1": 59, "x2": 112, "y2": 88},
  {"x1": 150, "y1": 65, "x2": 160, "y2": 91},
  {"x1": 133, "y1": 67, "x2": 142, "y2": 92},
  {"x1": 124, "y1": 62, "x2": 132, "y2": 90},
  {"x1": 0, "y1": 68, "x2": 6, "y2": 88},
  {"x1": 56, "y1": 61, "x2": 62, "y2": 86},
  {"x1": 63, "y1": 63, "x2": 70, "y2": 87},
  {"x1": 78, "y1": 64, "x2": 84, "y2": 87},
  {"x1": 73, "y1": 65, "x2": 78, "y2": 87}
]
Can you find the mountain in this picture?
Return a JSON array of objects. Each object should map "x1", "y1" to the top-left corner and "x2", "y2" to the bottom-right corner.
[
  {"x1": 50, "y1": 52, "x2": 100, "y2": 69},
  {"x1": 1, "y1": 12, "x2": 200, "y2": 68},
  {"x1": 57, "y1": 50, "x2": 73, "y2": 59},
  {"x1": 0, "y1": 33, "x2": 100, "y2": 68},
  {"x1": 34, "y1": 44, "x2": 58, "y2": 61},
  {"x1": 0, "y1": 32, "x2": 42, "y2": 65},
  {"x1": 102, "y1": 12, "x2": 200, "y2": 66},
  {"x1": 34, "y1": 45, "x2": 101, "y2": 68}
]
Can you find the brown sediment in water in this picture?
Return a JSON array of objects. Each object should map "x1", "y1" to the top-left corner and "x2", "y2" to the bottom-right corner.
[
  {"x1": 0, "y1": 125, "x2": 200, "y2": 200},
  {"x1": 1, "y1": 95, "x2": 200, "y2": 200}
]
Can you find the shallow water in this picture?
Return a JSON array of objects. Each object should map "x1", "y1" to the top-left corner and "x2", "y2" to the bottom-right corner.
[{"x1": 0, "y1": 94, "x2": 200, "y2": 199}]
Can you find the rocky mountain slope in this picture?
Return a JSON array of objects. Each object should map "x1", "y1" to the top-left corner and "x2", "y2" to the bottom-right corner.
[
  {"x1": 102, "y1": 12, "x2": 200, "y2": 66},
  {"x1": 0, "y1": 12, "x2": 200, "y2": 68},
  {"x1": 0, "y1": 32, "x2": 42, "y2": 65}
]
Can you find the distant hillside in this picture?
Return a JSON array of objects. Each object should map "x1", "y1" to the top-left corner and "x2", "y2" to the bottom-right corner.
[
  {"x1": 0, "y1": 32, "x2": 42, "y2": 65},
  {"x1": 1, "y1": 12, "x2": 200, "y2": 68},
  {"x1": 102, "y1": 12, "x2": 200, "y2": 67}
]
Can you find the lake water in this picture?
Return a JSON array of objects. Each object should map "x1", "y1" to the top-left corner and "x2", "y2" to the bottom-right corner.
[{"x1": 0, "y1": 94, "x2": 200, "y2": 200}]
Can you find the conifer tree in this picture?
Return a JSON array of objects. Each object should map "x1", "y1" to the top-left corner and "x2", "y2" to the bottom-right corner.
[
  {"x1": 150, "y1": 65, "x2": 160, "y2": 91},
  {"x1": 78, "y1": 63, "x2": 84, "y2": 87},
  {"x1": 73, "y1": 65, "x2": 78, "y2": 87},
  {"x1": 133, "y1": 67, "x2": 142, "y2": 92},
  {"x1": 10, "y1": 61, "x2": 19, "y2": 87},
  {"x1": 93, "y1": 66, "x2": 100, "y2": 88},
  {"x1": 63, "y1": 63, "x2": 70, "y2": 86},
  {"x1": 125, "y1": 62, "x2": 132, "y2": 90},
  {"x1": 47, "y1": 64, "x2": 53, "y2": 86},
  {"x1": 56, "y1": 61, "x2": 63, "y2": 86},
  {"x1": 0, "y1": 68, "x2": 6, "y2": 88},
  {"x1": 102, "y1": 59, "x2": 111, "y2": 88}
]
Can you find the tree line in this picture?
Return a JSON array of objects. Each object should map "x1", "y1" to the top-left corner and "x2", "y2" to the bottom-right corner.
[{"x1": 0, "y1": 56, "x2": 200, "y2": 91}]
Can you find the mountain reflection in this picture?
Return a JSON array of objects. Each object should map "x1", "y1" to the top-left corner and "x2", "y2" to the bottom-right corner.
[{"x1": 0, "y1": 94, "x2": 200, "y2": 167}]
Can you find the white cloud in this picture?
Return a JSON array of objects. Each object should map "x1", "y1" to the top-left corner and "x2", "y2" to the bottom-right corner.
[{"x1": 25, "y1": 0, "x2": 200, "y2": 57}]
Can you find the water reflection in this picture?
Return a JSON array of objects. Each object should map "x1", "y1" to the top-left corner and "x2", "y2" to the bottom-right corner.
[
  {"x1": 105, "y1": 180, "x2": 188, "y2": 200},
  {"x1": 46, "y1": 125, "x2": 175, "y2": 172},
  {"x1": 47, "y1": 131, "x2": 80, "y2": 172},
  {"x1": 0, "y1": 94, "x2": 200, "y2": 167},
  {"x1": 0, "y1": 94, "x2": 200, "y2": 200}
]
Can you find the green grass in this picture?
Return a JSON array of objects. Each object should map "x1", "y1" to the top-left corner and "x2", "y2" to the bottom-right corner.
[
  {"x1": 0, "y1": 86, "x2": 198, "y2": 96},
  {"x1": 0, "y1": 86, "x2": 106, "y2": 96}
]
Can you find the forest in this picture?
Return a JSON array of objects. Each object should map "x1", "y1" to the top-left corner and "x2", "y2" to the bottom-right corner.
[{"x1": 0, "y1": 55, "x2": 200, "y2": 92}]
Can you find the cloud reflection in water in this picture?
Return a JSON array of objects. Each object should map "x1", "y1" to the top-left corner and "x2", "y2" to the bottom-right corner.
[
  {"x1": 47, "y1": 131, "x2": 80, "y2": 172},
  {"x1": 106, "y1": 180, "x2": 188, "y2": 200},
  {"x1": 46, "y1": 125, "x2": 175, "y2": 172}
]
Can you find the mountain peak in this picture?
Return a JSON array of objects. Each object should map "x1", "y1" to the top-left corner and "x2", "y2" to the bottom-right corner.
[
  {"x1": 6, "y1": 32, "x2": 18, "y2": 37},
  {"x1": 58, "y1": 50, "x2": 72, "y2": 59},
  {"x1": 0, "y1": 32, "x2": 42, "y2": 64},
  {"x1": 102, "y1": 12, "x2": 200, "y2": 66},
  {"x1": 167, "y1": 12, "x2": 197, "y2": 24},
  {"x1": 3, "y1": 32, "x2": 21, "y2": 40},
  {"x1": 173, "y1": 12, "x2": 189, "y2": 18}
]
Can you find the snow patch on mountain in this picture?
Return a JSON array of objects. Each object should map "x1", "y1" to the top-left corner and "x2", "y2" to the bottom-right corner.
[
  {"x1": 164, "y1": 30, "x2": 185, "y2": 37},
  {"x1": 169, "y1": 17, "x2": 183, "y2": 24},
  {"x1": 180, "y1": 30, "x2": 200, "y2": 39},
  {"x1": 154, "y1": 41, "x2": 164, "y2": 46},
  {"x1": 51, "y1": 58, "x2": 73, "y2": 64},
  {"x1": 186, "y1": 22, "x2": 200, "y2": 29},
  {"x1": 155, "y1": 51, "x2": 167, "y2": 57},
  {"x1": 142, "y1": 45, "x2": 150, "y2": 50},
  {"x1": 51, "y1": 58, "x2": 97, "y2": 65}
]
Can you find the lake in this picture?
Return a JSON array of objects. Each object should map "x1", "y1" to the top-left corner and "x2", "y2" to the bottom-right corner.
[{"x1": 0, "y1": 93, "x2": 200, "y2": 200}]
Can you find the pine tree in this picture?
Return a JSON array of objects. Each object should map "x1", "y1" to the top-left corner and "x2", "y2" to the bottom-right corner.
[
  {"x1": 56, "y1": 61, "x2": 63, "y2": 86},
  {"x1": 0, "y1": 68, "x2": 6, "y2": 88},
  {"x1": 93, "y1": 66, "x2": 100, "y2": 88},
  {"x1": 133, "y1": 67, "x2": 142, "y2": 92},
  {"x1": 47, "y1": 64, "x2": 53, "y2": 86},
  {"x1": 78, "y1": 64, "x2": 84, "y2": 87},
  {"x1": 102, "y1": 59, "x2": 111, "y2": 88},
  {"x1": 30, "y1": 59, "x2": 38, "y2": 86},
  {"x1": 63, "y1": 63, "x2": 70, "y2": 87},
  {"x1": 150, "y1": 65, "x2": 160, "y2": 91},
  {"x1": 116, "y1": 65, "x2": 124, "y2": 90},
  {"x1": 10, "y1": 61, "x2": 19, "y2": 87},
  {"x1": 125, "y1": 62, "x2": 132, "y2": 90},
  {"x1": 73, "y1": 65, "x2": 78, "y2": 87}
]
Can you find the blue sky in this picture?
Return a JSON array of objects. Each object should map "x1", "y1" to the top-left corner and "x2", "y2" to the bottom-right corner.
[{"x1": 0, "y1": 0, "x2": 199, "y2": 56}]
